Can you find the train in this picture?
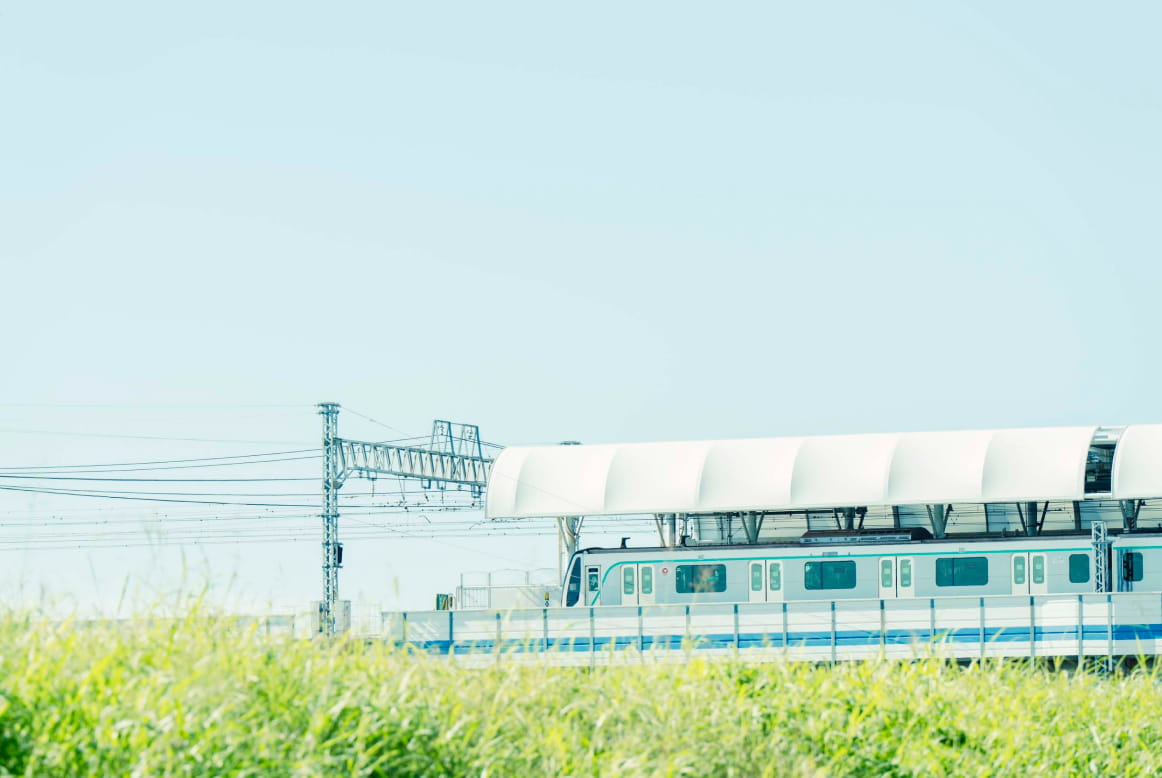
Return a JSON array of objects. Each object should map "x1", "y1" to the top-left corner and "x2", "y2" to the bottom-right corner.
[{"x1": 560, "y1": 528, "x2": 1162, "y2": 608}]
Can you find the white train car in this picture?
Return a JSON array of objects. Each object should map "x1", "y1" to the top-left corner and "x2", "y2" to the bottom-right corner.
[{"x1": 560, "y1": 530, "x2": 1159, "y2": 608}]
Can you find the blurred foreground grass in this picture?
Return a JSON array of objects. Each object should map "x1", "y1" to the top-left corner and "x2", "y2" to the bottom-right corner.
[{"x1": 1, "y1": 612, "x2": 1161, "y2": 777}]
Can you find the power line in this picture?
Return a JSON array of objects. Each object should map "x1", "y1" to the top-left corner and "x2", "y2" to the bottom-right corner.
[
  {"x1": 0, "y1": 427, "x2": 313, "y2": 445},
  {"x1": 0, "y1": 403, "x2": 313, "y2": 409},
  {"x1": 0, "y1": 448, "x2": 320, "y2": 472},
  {"x1": 0, "y1": 484, "x2": 322, "y2": 508},
  {"x1": 342, "y1": 407, "x2": 415, "y2": 438},
  {"x1": 0, "y1": 474, "x2": 318, "y2": 483}
]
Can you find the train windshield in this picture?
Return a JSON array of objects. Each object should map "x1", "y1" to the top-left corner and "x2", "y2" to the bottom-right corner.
[{"x1": 564, "y1": 556, "x2": 582, "y2": 607}]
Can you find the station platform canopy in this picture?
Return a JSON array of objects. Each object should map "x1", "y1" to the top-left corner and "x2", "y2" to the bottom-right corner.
[{"x1": 485, "y1": 424, "x2": 1162, "y2": 520}]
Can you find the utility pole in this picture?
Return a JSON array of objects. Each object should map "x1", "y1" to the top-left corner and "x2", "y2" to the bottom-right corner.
[
  {"x1": 319, "y1": 402, "x2": 341, "y2": 636},
  {"x1": 314, "y1": 403, "x2": 494, "y2": 636}
]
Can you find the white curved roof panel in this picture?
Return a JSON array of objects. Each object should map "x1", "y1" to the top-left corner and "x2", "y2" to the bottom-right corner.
[
  {"x1": 485, "y1": 425, "x2": 1109, "y2": 519},
  {"x1": 980, "y1": 426, "x2": 1095, "y2": 502},
  {"x1": 885, "y1": 429, "x2": 993, "y2": 504},
  {"x1": 696, "y1": 437, "x2": 801, "y2": 509},
  {"x1": 1113, "y1": 424, "x2": 1162, "y2": 498}
]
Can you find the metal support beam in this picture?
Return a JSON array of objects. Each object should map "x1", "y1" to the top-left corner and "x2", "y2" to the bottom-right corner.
[
  {"x1": 666, "y1": 513, "x2": 678, "y2": 548},
  {"x1": 1015, "y1": 502, "x2": 1041, "y2": 537},
  {"x1": 319, "y1": 402, "x2": 341, "y2": 636},
  {"x1": 1120, "y1": 499, "x2": 1141, "y2": 533},
  {"x1": 337, "y1": 437, "x2": 491, "y2": 489},
  {"x1": 315, "y1": 405, "x2": 494, "y2": 636},
  {"x1": 842, "y1": 507, "x2": 856, "y2": 531},
  {"x1": 926, "y1": 504, "x2": 950, "y2": 539},
  {"x1": 558, "y1": 516, "x2": 583, "y2": 560},
  {"x1": 653, "y1": 514, "x2": 667, "y2": 546},
  {"x1": 1025, "y1": 501, "x2": 1039, "y2": 537},
  {"x1": 1093, "y1": 521, "x2": 1110, "y2": 593},
  {"x1": 716, "y1": 514, "x2": 734, "y2": 544},
  {"x1": 740, "y1": 512, "x2": 764, "y2": 544}
]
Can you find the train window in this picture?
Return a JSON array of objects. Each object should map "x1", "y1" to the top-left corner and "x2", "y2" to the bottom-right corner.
[
  {"x1": 641, "y1": 566, "x2": 653, "y2": 595},
  {"x1": 804, "y1": 560, "x2": 857, "y2": 590},
  {"x1": 1032, "y1": 555, "x2": 1045, "y2": 585},
  {"x1": 899, "y1": 559, "x2": 912, "y2": 588},
  {"x1": 565, "y1": 559, "x2": 582, "y2": 607},
  {"x1": 935, "y1": 557, "x2": 989, "y2": 587},
  {"x1": 623, "y1": 566, "x2": 635, "y2": 595},
  {"x1": 587, "y1": 567, "x2": 600, "y2": 593},
  {"x1": 675, "y1": 564, "x2": 727, "y2": 594},
  {"x1": 1013, "y1": 556, "x2": 1026, "y2": 585},
  {"x1": 1069, "y1": 554, "x2": 1090, "y2": 584},
  {"x1": 1124, "y1": 552, "x2": 1144, "y2": 582},
  {"x1": 750, "y1": 563, "x2": 763, "y2": 592},
  {"x1": 769, "y1": 562, "x2": 782, "y2": 591},
  {"x1": 880, "y1": 560, "x2": 892, "y2": 588}
]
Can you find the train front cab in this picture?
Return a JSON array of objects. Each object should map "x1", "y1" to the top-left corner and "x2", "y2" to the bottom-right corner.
[
  {"x1": 562, "y1": 553, "x2": 582, "y2": 607},
  {"x1": 562, "y1": 552, "x2": 656, "y2": 607}
]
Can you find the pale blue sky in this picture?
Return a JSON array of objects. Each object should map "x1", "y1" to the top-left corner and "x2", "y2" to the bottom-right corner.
[{"x1": 2, "y1": 2, "x2": 1161, "y2": 611}]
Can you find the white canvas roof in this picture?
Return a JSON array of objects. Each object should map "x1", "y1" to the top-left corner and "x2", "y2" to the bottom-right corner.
[{"x1": 484, "y1": 424, "x2": 1162, "y2": 519}]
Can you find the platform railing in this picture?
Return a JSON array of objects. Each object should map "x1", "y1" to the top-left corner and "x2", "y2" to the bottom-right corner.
[{"x1": 367, "y1": 592, "x2": 1162, "y2": 666}]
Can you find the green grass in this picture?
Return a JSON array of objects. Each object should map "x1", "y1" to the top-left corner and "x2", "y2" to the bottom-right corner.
[{"x1": 2, "y1": 612, "x2": 1162, "y2": 776}]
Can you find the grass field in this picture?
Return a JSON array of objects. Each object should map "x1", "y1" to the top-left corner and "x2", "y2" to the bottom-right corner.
[{"x1": 2, "y1": 613, "x2": 1161, "y2": 776}]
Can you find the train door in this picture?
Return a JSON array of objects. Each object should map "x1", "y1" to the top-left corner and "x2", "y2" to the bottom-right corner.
[
  {"x1": 638, "y1": 564, "x2": 656, "y2": 605},
  {"x1": 1030, "y1": 553, "x2": 1048, "y2": 594},
  {"x1": 621, "y1": 564, "x2": 656, "y2": 606},
  {"x1": 878, "y1": 557, "x2": 914, "y2": 599},
  {"x1": 749, "y1": 560, "x2": 784, "y2": 603},
  {"x1": 1118, "y1": 550, "x2": 1143, "y2": 592},
  {"x1": 749, "y1": 561, "x2": 765, "y2": 602},
  {"x1": 1012, "y1": 553, "x2": 1048, "y2": 594}
]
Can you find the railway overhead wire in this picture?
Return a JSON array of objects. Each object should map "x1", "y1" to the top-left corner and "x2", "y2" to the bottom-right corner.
[{"x1": 0, "y1": 415, "x2": 514, "y2": 552}]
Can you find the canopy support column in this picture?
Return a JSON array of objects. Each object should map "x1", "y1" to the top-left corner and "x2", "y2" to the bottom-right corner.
[
  {"x1": 1015, "y1": 502, "x2": 1042, "y2": 536},
  {"x1": 926, "y1": 504, "x2": 950, "y2": 539},
  {"x1": 741, "y1": 512, "x2": 764, "y2": 544},
  {"x1": 558, "y1": 516, "x2": 583, "y2": 559},
  {"x1": 1120, "y1": 500, "x2": 1141, "y2": 533}
]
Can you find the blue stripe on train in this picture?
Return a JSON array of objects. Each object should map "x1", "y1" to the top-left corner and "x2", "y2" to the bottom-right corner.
[{"x1": 399, "y1": 623, "x2": 1162, "y2": 655}]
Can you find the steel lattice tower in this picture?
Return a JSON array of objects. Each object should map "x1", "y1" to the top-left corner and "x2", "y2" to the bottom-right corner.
[
  {"x1": 319, "y1": 402, "x2": 341, "y2": 635},
  {"x1": 314, "y1": 403, "x2": 493, "y2": 636}
]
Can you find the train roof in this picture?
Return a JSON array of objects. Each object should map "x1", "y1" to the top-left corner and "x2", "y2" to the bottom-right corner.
[
  {"x1": 486, "y1": 424, "x2": 1162, "y2": 520},
  {"x1": 574, "y1": 528, "x2": 1140, "y2": 557}
]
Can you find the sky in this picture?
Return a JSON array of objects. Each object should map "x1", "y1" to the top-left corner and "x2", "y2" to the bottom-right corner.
[{"x1": 2, "y1": 2, "x2": 1161, "y2": 614}]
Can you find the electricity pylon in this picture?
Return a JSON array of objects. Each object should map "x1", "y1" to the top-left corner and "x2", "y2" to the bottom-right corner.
[{"x1": 317, "y1": 403, "x2": 493, "y2": 635}]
